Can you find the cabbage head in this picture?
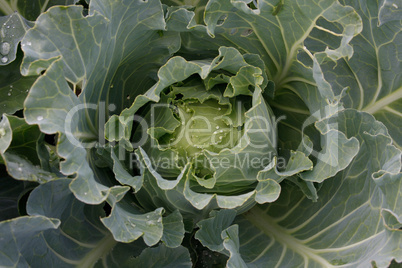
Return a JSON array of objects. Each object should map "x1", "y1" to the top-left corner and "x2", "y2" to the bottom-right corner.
[{"x1": 0, "y1": 0, "x2": 401, "y2": 267}]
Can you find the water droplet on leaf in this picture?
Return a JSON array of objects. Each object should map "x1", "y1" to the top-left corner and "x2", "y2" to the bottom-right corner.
[
  {"x1": 146, "y1": 220, "x2": 155, "y2": 226},
  {"x1": 1, "y1": 56, "x2": 8, "y2": 63},
  {"x1": 1, "y1": 42, "x2": 10, "y2": 55},
  {"x1": 240, "y1": 29, "x2": 253, "y2": 37},
  {"x1": 37, "y1": 116, "x2": 43, "y2": 121},
  {"x1": 216, "y1": 14, "x2": 228, "y2": 26}
]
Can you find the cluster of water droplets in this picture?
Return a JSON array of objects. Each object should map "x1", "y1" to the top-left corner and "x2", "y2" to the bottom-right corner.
[
  {"x1": 1, "y1": 41, "x2": 10, "y2": 63},
  {"x1": 0, "y1": 20, "x2": 15, "y2": 64},
  {"x1": 7, "y1": 84, "x2": 13, "y2": 96}
]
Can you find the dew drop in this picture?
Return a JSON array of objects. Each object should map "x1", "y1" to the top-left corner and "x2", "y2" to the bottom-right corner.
[
  {"x1": 146, "y1": 220, "x2": 155, "y2": 226},
  {"x1": 216, "y1": 14, "x2": 228, "y2": 26},
  {"x1": 10, "y1": 85, "x2": 13, "y2": 88},
  {"x1": 18, "y1": 167, "x2": 22, "y2": 171},
  {"x1": 27, "y1": 42, "x2": 32, "y2": 46},
  {"x1": 84, "y1": 192, "x2": 87, "y2": 195},
  {"x1": 1, "y1": 56, "x2": 8, "y2": 63},
  {"x1": 1, "y1": 42, "x2": 10, "y2": 55},
  {"x1": 216, "y1": 126, "x2": 219, "y2": 129},
  {"x1": 37, "y1": 116, "x2": 43, "y2": 121},
  {"x1": 6, "y1": 26, "x2": 10, "y2": 29},
  {"x1": 240, "y1": 28, "x2": 253, "y2": 37},
  {"x1": 0, "y1": 128, "x2": 5, "y2": 137},
  {"x1": 108, "y1": 103, "x2": 116, "y2": 111},
  {"x1": 157, "y1": 217, "x2": 162, "y2": 223},
  {"x1": 392, "y1": 3, "x2": 398, "y2": 9},
  {"x1": 7, "y1": 92, "x2": 11, "y2": 96}
]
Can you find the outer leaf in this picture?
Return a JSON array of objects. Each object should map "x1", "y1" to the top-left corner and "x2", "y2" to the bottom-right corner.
[
  {"x1": 0, "y1": 216, "x2": 60, "y2": 267},
  {"x1": 306, "y1": 0, "x2": 402, "y2": 149},
  {"x1": 0, "y1": 173, "x2": 34, "y2": 221},
  {"x1": 24, "y1": 60, "x2": 110, "y2": 200},
  {"x1": 0, "y1": 114, "x2": 61, "y2": 182},
  {"x1": 0, "y1": 0, "x2": 79, "y2": 21},
  {"x1": 229, "y1": 110, "x2": 402, "y2": 267},
  {"x1": 111, "y1": 147, "x2": 143, "y2": 192},
  {"x1": 25, "y1": 179, "x2": 150, "y2": 267},
  {"x1": 101, "y1": 187, "x2": 165, "y2": 246},
  {"x1": 374, "y1": 171, "x2": 402, "y2": 228},
  {"x1": 181, "y1": 0, "x2": 362, "y2": 85},
  {"x1": 22, "y1": 0, "x2": 181, "y2": 203},
  {"x1": 222, "y1": 225, "x2": 248, "y2": 268},
  {"x1": 123, "y1": 244, "x2": 192, "y2": 268},
  {"x1": 0, "y1": 12, "x2": 32, "y2": 65},
  {"x1": 161, "y1": 210, "x2": 185, "y2": 248},
  {"x1": 378, "y1": 0, "x2": 402, "y2": 26},
  {"x1": 195, "y1": 209, "x2": 237, "y2": 252},
  {"x1": 0, "y1": 50, "x2": 37, "y2": 115}
]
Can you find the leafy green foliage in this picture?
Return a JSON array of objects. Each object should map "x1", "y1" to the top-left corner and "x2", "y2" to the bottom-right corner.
[{"x1": 0, "y1": 0, "x2": 401, "y2": 267}]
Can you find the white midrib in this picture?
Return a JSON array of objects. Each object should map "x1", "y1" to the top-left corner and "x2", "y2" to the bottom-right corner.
[
  {"x1": 76, "y1": 234, "x2": 117, "y2": 268},
  {"x1": 275, "y1": 4, "x2": 333, "y2": 84},
  {"x1": 362, "y1": 87, "x2": 402, "y2": 114},
  {"x1": 243, "y1": 206, "x2": 334, "y2": 268}
]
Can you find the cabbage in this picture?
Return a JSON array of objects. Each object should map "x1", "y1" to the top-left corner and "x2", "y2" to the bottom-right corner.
[{"x1": 0, "y1": 0, "x2": 401, "y2": 267}]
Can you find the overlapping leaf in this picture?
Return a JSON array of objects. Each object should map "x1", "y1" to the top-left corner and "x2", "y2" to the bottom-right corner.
[
  {"x1": 22, "y1": 0, "x2": 181, "y2": 204},
  {"x1": 196, "y1": 110, "x2": 402, "y2": 267},
  {"x1": 0, "y1": 178, "x2": 191, "y2": 267},
  {"x1": 306, "y1": 0, "x2": 402, "y2": 149}
]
